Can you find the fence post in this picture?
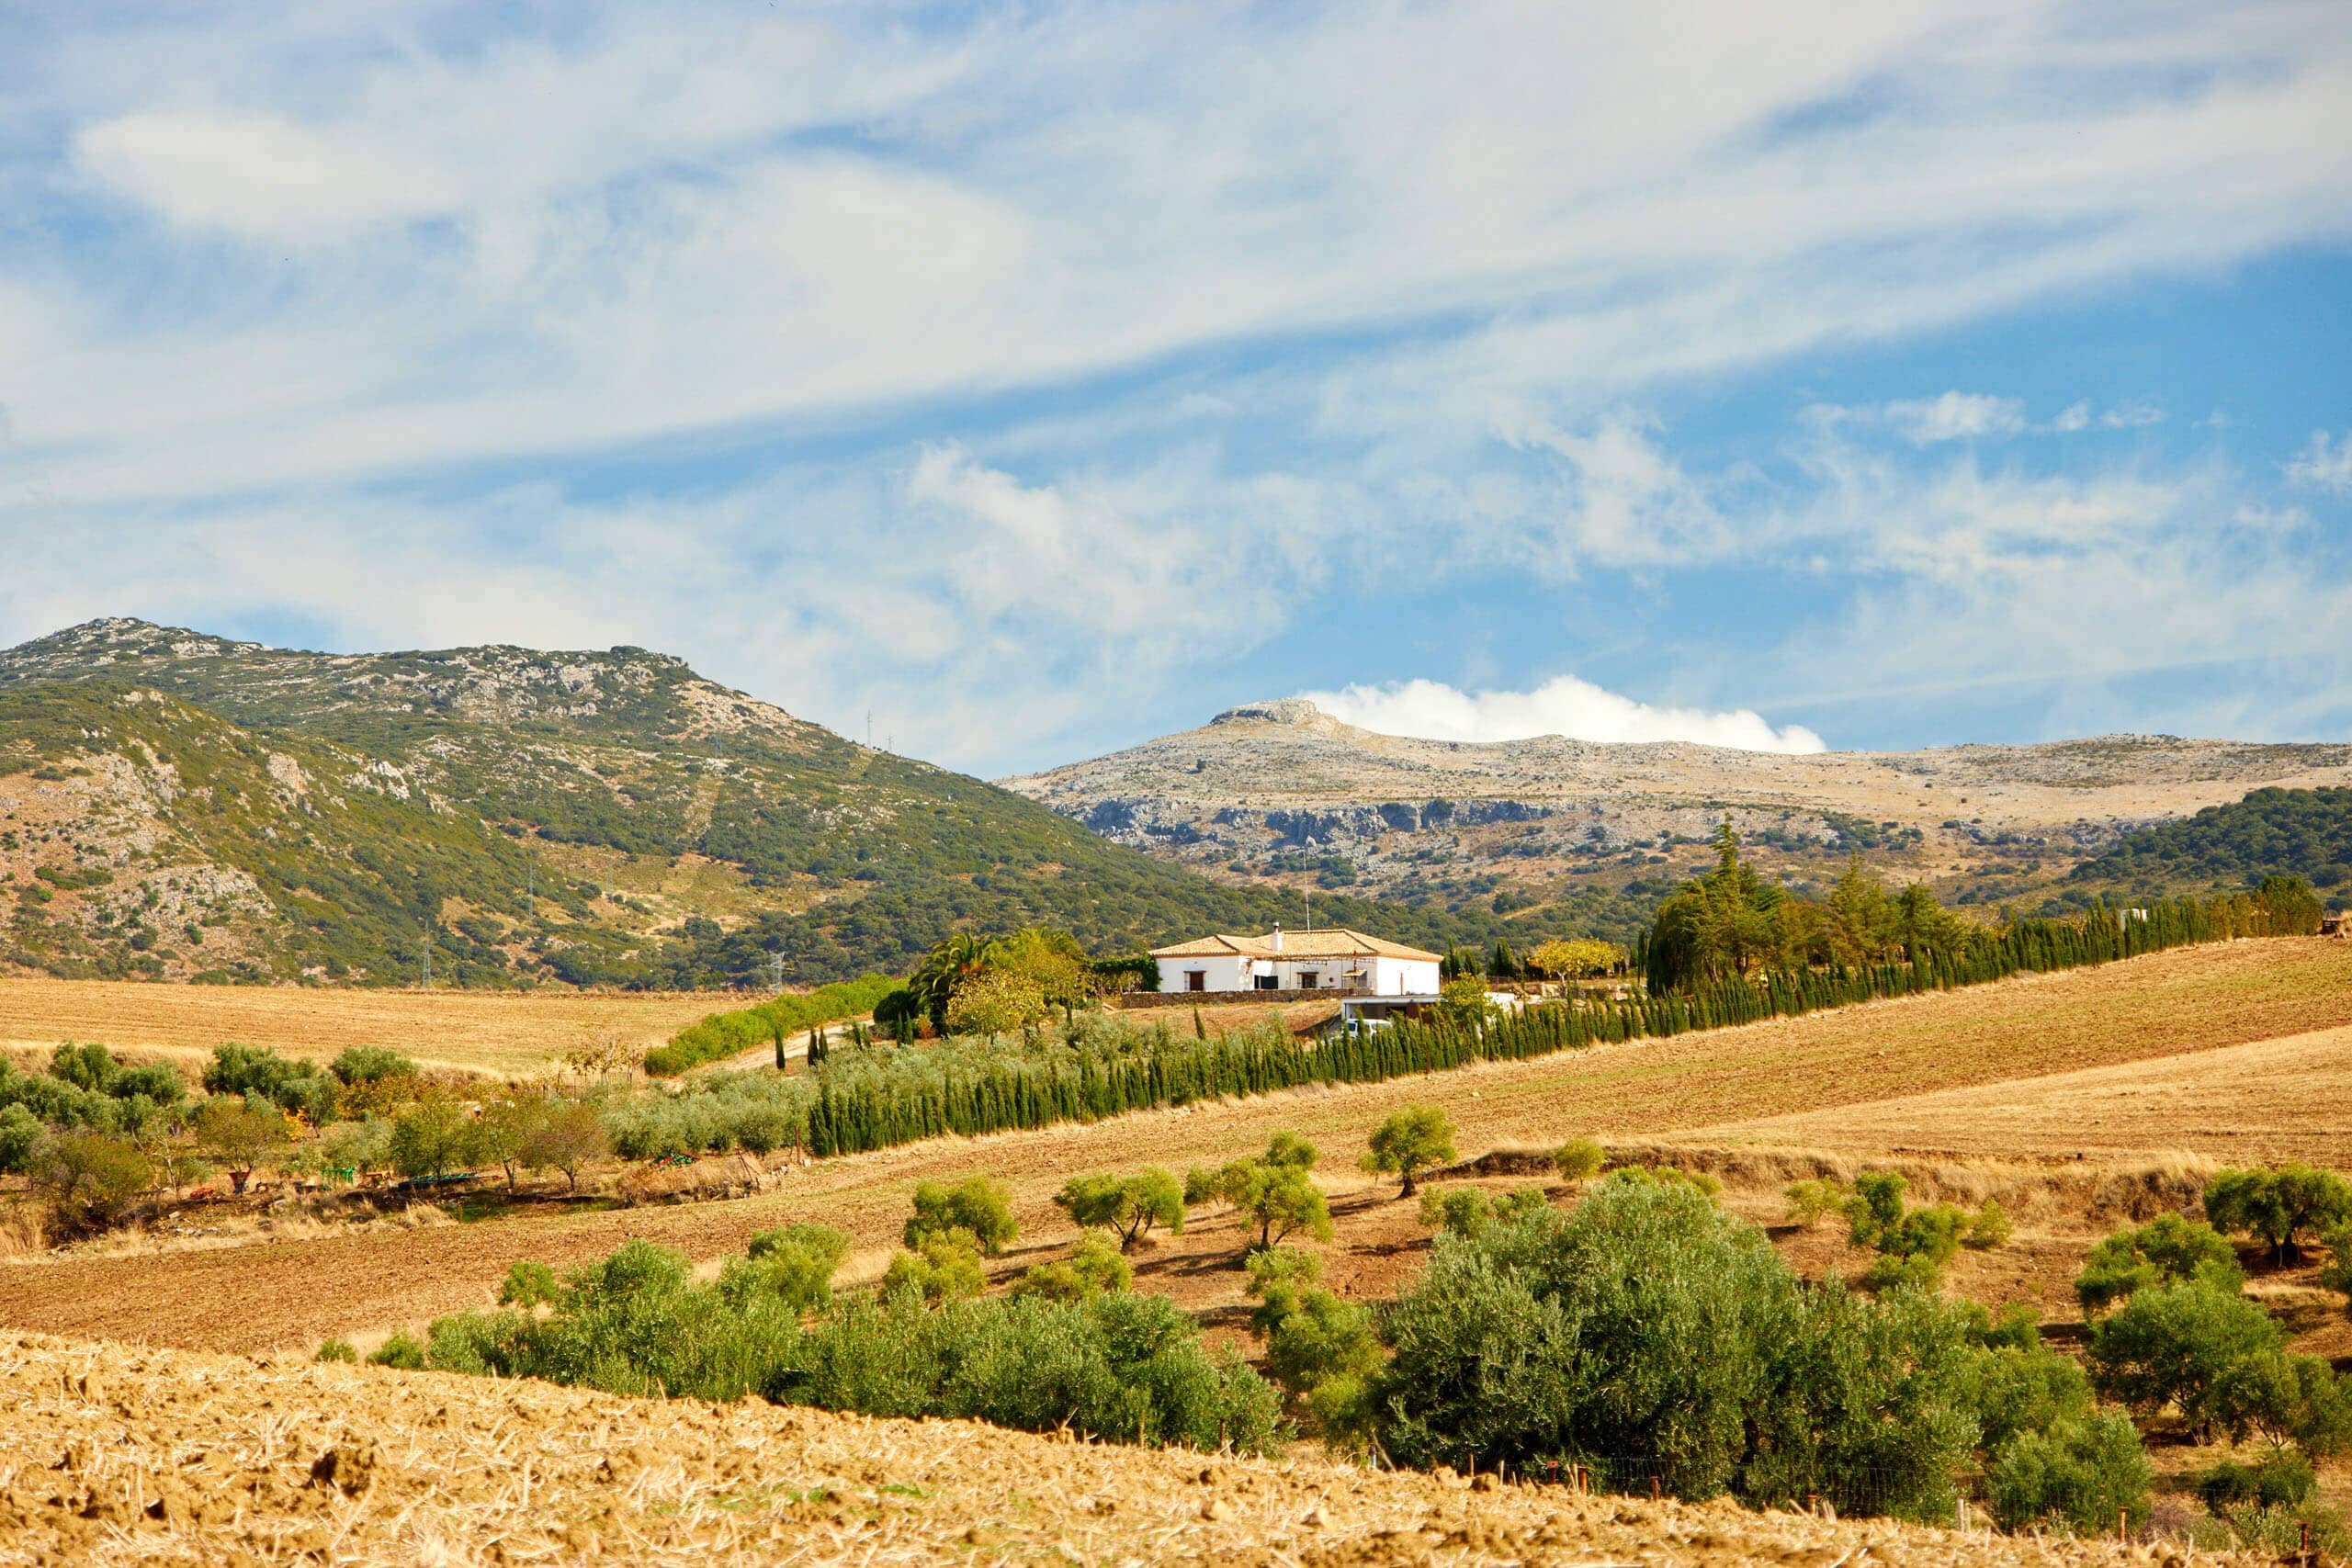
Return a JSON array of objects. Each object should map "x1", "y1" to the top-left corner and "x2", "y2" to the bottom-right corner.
[
  {"x1": 1650, "y1": 1475, "x2": 1660, "y2": 1502},
  {"x1": 1547, "y1": 1460, "x2": 1558, "y2": 1487},
  {"x1": 2118, "y1": 1506, "x2": 2128, "y2": 1543}
]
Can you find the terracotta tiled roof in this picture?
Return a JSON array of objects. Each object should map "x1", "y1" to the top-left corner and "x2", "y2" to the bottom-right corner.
[{"x1": 1149, "y1": 928, "x2": 1442, "y2": 963}]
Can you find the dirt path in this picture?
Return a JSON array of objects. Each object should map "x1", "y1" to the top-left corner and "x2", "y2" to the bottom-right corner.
[{"x1": 0, "y1": 938, "x2": 2342, "y2": 1354}]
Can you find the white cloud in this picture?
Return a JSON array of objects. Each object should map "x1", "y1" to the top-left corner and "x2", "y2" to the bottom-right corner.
[
  {"x1": 75, "y1": 112, "x2": 457, "y2": 242},
  {"x1": 1504, "y1": 412, "x2": 1731, "y2": 570},
  {"x1": 2286, "y1": 429, "x2": 2352, "y2": 495},
  {"x1": 3, "y1": 4, "x2": 2348, "y2": 505},
  {"x1": 1297, "y1": 676, "x2": 1828, "y2": 754},
  {"x1": 1883, "y1": 392, "x2": 2028, "y2": 444},
  {"x1": 2052, "y1": 400, "x2": 2092, "y2": 433},
  {"x1": 2099, "y1": 401, "x2": 2165, "y2": 430}
]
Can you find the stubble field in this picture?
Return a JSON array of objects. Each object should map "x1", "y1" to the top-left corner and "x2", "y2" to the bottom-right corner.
[{"x1": 0, "y1": 976, "x2": 726, "y2": 1077}]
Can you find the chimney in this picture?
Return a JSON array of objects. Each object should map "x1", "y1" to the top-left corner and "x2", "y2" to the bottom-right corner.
[{"x1": 1271, "y1": 926, "x2": 1283, "y2": 953}]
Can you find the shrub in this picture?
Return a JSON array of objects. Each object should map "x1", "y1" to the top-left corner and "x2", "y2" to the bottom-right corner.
[
  {"x1": 2204, "y1": 1163, "x2": 2352, "y2": 1262},
  {"x1": 2088, "y1": 1279, "x2": 2285, "y2": 1438},
  {"x1": 191, "y1": 1097, "x2": 288, "y2": 1189},
  {"x1": 2320, "y1": 1219, "x2": 2352, "y2": 1299},
  {"x1": 1012, "y1": 1232, "x2": 1132, "y2": 1301},
  {"x1": 1605, "y1": 1164, "x2": 1722, "y2": 1200},
  {"x1": 499, "y1": 1261, "x2": 563, "y2": 1308},
  {"x1": 1360, "y1": 1106, "x2": 1455, "y2": 1197},
  {"x1": 905, "y1": 1177, "x2": 1017, "y2": 1256},
  {"x1": 1784, "y1": 1177, "x2": 1847, "y2": 1228},
  {"x1": 1374, "y1": 1176, "x2": 1981, "y2": 1517},
  {"x1": 883, "y1": 1231, "x2": 988, "y2": 1303},
  {"x1": 388, "y1": 1097, "x2": 472, "y2": 1183},
  {"x1": 1964, "y1": 1200, "x2": 2012, "y2": 1250},
  {"x1": 0, "y1": 1104, "x2": 42, "y2": 1174},
  {"x1": 32, "y1": 1132, "x2": 152, "y2": 1233},
  {"x1": 520, "y1": 1100, "x2": 605, "y2": 1191},
  {"x1": 1843, "y1": 1172, "x2": 1906, "y2": 1247},
  {"x1": 314, "y1": 1337, "x2": 357, "y2": 1363},
  {"x1": 2211, "y1": 1348, "x2": 2352, "y2": 1457},
  {"x1": 2198, "y1": 1450, "x2": 2315, "y2": 1515},
  {"x1": 1244, "y1": 1245, "x2": 1381, "y2": 1448},
  {"x1": 1964, "y1": 1343, "x2": 2093, "y2": 1451},
  {"x1": 944, "y1": 969, "x2": 1049, "y2": 1037},
  {"x1": 2210, "y1": 1502, "x2": 2352, "y2": 1560},
  {"x1": 1984, "y1": 1413, "x2": 2152, "y2": 1535},
  {"x1": 421, "y1": 1235, "x2": 1283, "y2": 1456},
  {"x1": 1053, "y1": 1168, "x2": 1184, "y2": 1250},
  {"x1": 2075, "y1": 1213, "x2": 2245, "y2": 1316},
  {"x1": 1418, "y1": 1184, "x2": 1547, "y2": 1239},
  {"x1": 330, "y1": 1045, "x2": 417, "y2": 1086},
  {"x1": 201, "y1": 1043, "x2": 338, "y2": 1122},
  {"x1": 1553, "y1": 1136, "x2": 1605, "y2": 1181},
  {"x1": 368, "y1": 1330, "x2": 427, "y2": 1370}
]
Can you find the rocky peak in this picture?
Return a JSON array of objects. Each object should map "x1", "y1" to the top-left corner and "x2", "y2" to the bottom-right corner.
[{"x1": 1211, "y1": 698, "x2": 1329, "y2": 728}]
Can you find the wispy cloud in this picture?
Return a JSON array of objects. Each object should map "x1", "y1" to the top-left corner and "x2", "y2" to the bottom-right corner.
[{"x1": 2286, "y1": 429, "x2": 2352, "y2": 495}]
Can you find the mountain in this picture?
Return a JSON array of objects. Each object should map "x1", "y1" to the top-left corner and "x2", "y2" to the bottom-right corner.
[
  {"x1": 1000, "y1": 699, "x2": 2352, "y2": 919},
  {"x1": 0, "y1": 620, "x2": 1522, "y2": 987}
]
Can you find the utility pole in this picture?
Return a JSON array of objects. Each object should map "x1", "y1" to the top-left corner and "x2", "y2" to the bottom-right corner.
[
  {"x1": 768, "y1": 953, "x2": 785, "y2": 994},
  {"x1": 421, "y1": 922, "x2": 433, "y2": 990}
]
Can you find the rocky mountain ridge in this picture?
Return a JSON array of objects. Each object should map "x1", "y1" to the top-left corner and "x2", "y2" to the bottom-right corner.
[
  {"x1": 0, "y1": 622, "x2": 1527, "y2": 987},
  {"x1": 1001, "y1": 700, "x2": 2352, "y2": 914}
]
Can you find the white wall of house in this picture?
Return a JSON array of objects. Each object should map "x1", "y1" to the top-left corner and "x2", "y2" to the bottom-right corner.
[{"x1": 1158, "y1": 953, "x2": 1441, "y2": 995}]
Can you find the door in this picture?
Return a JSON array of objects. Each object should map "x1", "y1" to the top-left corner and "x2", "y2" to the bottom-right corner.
[{"x1": 1186, "y1": 970, "x2": 1206, "y2": 992}]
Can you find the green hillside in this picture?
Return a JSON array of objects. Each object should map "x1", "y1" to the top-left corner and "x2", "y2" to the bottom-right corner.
[
  {"x1": 2066, "y1": 785, "x2": 2352, "y2": 905},
  {"x1": 0, "y1": 619, "x2": 1589, "y2": 987}
]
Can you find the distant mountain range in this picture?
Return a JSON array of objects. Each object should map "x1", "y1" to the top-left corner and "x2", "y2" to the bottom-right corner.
[
  {"x1": 1001, "y1": 698, "x2": 2352, "y2": 919},
  {"x1": 0, "y1": 620, "x2": 1532, "y2": 987},
  {"x1": 5, "y1": 621, "x2": 2342, "y2": 990}
]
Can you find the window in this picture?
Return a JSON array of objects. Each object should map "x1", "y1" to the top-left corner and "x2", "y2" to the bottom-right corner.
[
  {"x1": 1297, "y1": 972, "x2": 1319, "y2": 988},
  {"x1": 1255, "y1": 974, "x2": 1280, "y2": 990},
  {"x1": 1186, "y1": 970, "x2": 1206, "y2": 992}
]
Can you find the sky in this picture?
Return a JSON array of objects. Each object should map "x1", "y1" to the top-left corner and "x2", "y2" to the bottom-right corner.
[{"x1": 1, "y1": 1, "x2": 2348, "y2": 775}]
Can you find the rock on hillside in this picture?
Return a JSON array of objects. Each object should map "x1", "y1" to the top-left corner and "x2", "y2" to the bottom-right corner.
[{"x1": 1001, "y1": 699, "x2": 2352, "y2": 916}]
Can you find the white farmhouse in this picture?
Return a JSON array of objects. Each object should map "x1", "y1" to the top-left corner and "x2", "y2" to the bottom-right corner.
[{"x1": 1148, "y1": 928, "x2": 1442, "y2": 998}]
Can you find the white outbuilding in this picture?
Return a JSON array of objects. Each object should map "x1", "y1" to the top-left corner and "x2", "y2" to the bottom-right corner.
[{"x1": 1148, "y1": 927, "x2": 1442, "y2": 998}]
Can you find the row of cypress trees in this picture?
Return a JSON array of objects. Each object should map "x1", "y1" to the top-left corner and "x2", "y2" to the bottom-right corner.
[{"x1": 798, "y1": 893, "x2": 2264, "y2": 1158}]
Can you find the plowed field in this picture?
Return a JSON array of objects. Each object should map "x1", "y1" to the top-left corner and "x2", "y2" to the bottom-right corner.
[
  {"x1": 0, "y1": 1330, "x2": 2213, "y2": 1568},
  {"x1": 0, "y1": 938, "x2": 2341, "y2": 1355}
]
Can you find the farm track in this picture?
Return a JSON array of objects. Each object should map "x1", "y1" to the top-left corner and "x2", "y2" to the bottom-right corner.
[
  {"x1": 0, "y1": 977, "x2": 724, "y2": 1076},
  {"x1": 0, "y1": 1330, "x2": 2195, "y2": 1568},
  {"x1": 0, "y1": 938, "x2": 2345, "y2": 1355}
]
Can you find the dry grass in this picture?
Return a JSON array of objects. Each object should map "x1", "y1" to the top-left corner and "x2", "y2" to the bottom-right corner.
[
  {"x1": 0, "y1": 1329, "x2": 2239, "y2": 1568},
  {"x1": 0, "y1": 976, "x2": 726, "y2": 1077}
]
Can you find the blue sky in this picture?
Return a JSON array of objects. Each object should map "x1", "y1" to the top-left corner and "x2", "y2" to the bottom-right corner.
[{"x1": 2, "y1": 2, "x2": 2347, "y2": 774}]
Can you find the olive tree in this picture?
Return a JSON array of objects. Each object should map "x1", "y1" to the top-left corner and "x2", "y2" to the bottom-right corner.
[
  {"x1": 1361, "y1": 1106, "x2": 1455, "y2": 1197},
  {"x1": 1053, "y1": 1168, "x2": 1184, "y2": 1250}
]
